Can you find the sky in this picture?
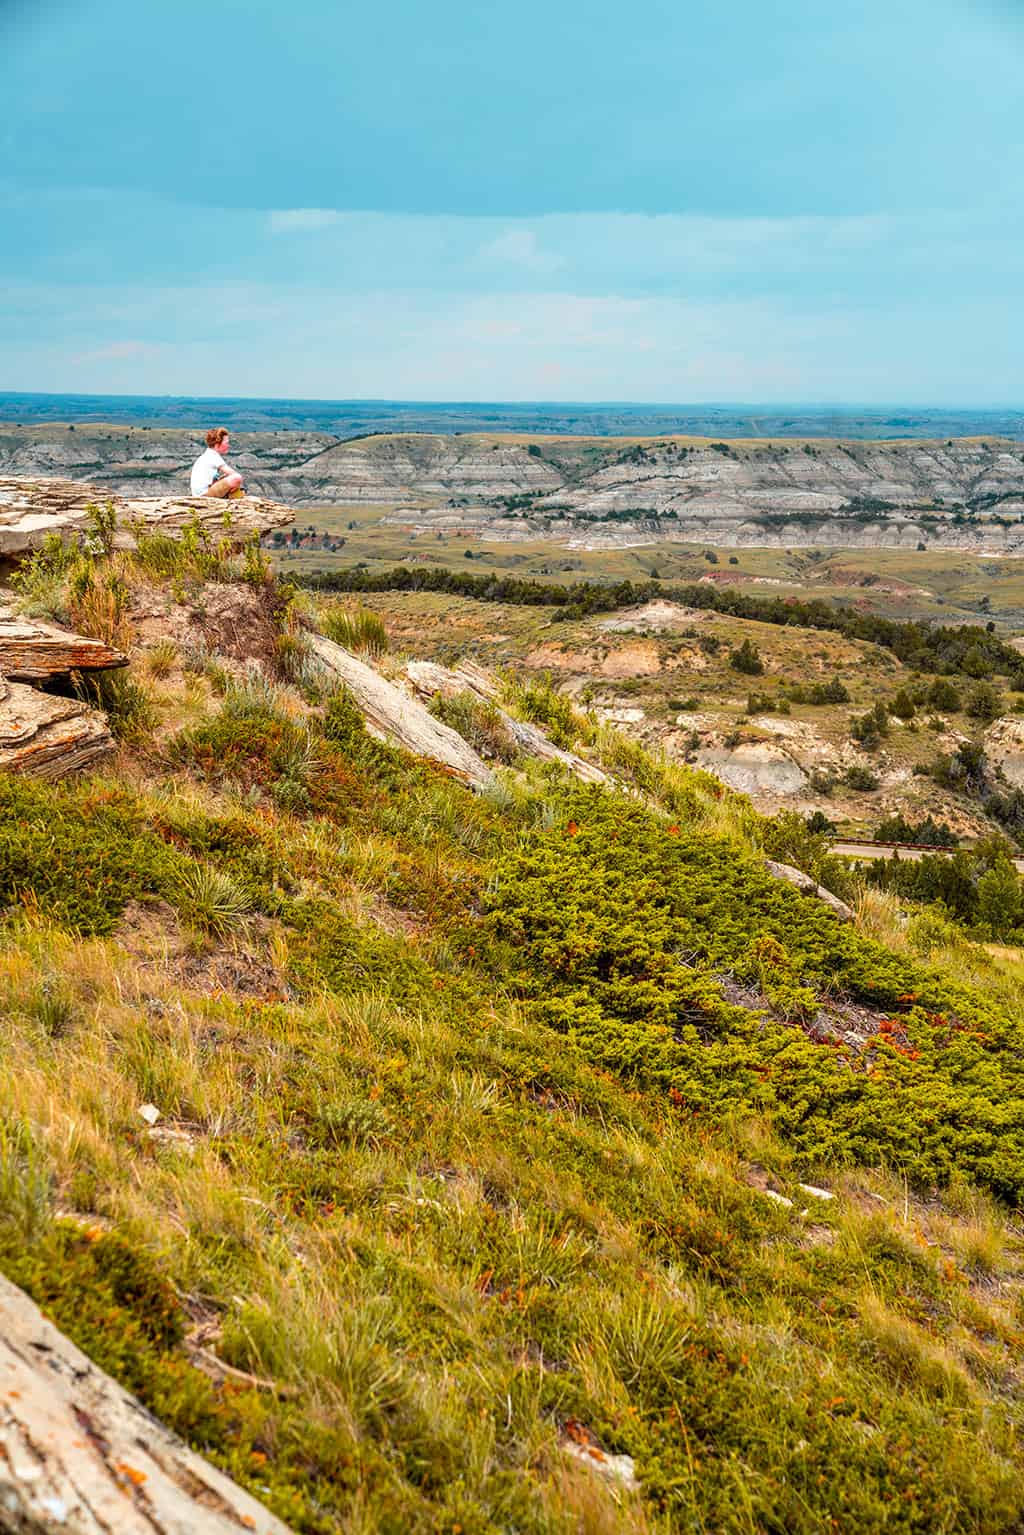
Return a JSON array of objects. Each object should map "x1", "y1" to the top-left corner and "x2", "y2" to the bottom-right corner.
[{"x1": 1, "y1": 0, "x2": 1022, "y2": 404}]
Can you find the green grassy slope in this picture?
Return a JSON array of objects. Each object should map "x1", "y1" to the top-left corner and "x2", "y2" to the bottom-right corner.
[{"x1": 2, "y1": 542, "x2": 1024, "y2": 1531}]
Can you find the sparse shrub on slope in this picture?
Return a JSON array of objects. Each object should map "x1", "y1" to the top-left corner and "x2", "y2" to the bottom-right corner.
[
  {"x1": 319, "y1": 604, "x2": 389, "y2": 657},
  {"x1": 729, "y1": 637, "x2": 764, "y2": 675},
  {"x1": 429, "y1": 690, "x2": 520, "y2": 764},
  {"x1": 501, "y1": 672, "x2": 590, "y2": 751},
  {"x1": 169, "y1": 694, "x2": 368, "y2": 822}
]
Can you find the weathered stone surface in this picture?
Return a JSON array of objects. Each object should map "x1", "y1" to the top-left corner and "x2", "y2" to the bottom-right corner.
[
  {"x1": 0, "y1": 1268, "x2": 293, "y2": 1534},
  {"x1": 764, "y1": 858, "x2": 855, "y2": 923},
  {"x1": 984, "y1": 716, "x2": 1024, "y2": 788},
  {"x1": 0, "y1": 477, "x2": 293, "y2": 560},
  {"x1": 696, "y1": 742, "x2": 809, "y2": 798},
  {"x1": 277, "y1": 434, "x2": 563, "y2": 506},
  {"x1": 0, "y1": 608, "x2": 126, "y2": 683},
  {"x1": 405, "y1": 658, "x2": 610, "y2": 784},
  {"x1": 0, "y1": 678, "x2": 115, "y2": 779},
  {"x1": 306, "y1": 634, "x2": 495, "y2": 789}
]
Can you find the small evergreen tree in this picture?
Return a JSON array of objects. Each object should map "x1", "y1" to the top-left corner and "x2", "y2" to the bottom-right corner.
[
  {"x1": 927, "y1": 678, "x2": 961, "y2": 713},
  {"x1": 966, "y1": 681, "x2": 1003, "y2": 723},
  {"x1": 729, "y1": 638, "x2": 764, "y2": 676}
]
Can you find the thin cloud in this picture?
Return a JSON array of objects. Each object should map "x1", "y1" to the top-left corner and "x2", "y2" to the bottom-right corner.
[
  {"x1": 478, "y1": 228, "x2": 563, "y2": 273},
  {"x1": 70, "y1": 339, "x2": 159, "y2": 365},
  {"x1": 268, "y1": 208, "x2": 343, "y2": 234}
]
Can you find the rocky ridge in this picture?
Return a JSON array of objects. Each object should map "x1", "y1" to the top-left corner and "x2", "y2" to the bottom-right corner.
[{"x1": 0, "y1": 476, "x2": 293, "y2": 560}]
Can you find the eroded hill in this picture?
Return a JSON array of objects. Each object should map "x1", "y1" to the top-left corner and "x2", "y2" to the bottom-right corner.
[{"x1": 4, "y1": 424, "x2": 1024, "y2": 551}]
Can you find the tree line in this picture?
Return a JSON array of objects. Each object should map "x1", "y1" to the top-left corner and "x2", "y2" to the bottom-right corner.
[{"x1": 297, "y1": 565, "x2": 1024, "y2": 685}]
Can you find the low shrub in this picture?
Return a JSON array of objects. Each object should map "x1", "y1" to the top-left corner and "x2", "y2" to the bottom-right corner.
[
  {"x1": 729, "y1": 638, "x2": 763, "y2": 676},
  {"x1": 482, "y1": 786, "x2": 1024, "y2": 1198},
  {"x1": 0, "y1": 777, "x2": 180, "y2": 933}
]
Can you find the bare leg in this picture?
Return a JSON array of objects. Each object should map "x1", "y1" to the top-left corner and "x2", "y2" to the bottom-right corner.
[{"x1": 204, "y1": 473, "x2": 244, "y2": 499}]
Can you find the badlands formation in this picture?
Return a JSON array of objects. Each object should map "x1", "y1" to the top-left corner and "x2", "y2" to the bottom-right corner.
[{"x1": 2, "y1": 425, "x2": 1024, "y2": 551}]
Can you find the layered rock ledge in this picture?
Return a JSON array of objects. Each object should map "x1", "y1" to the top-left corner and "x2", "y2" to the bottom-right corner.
[
  {"x1": 0, "y1": 1268, "x2": 293, "y2": 1533},
  {"x1": 0, "y1": 676, "x2": 116, "y2": 778},
  {"x1": 0, "y1": 476, "x2": 294, "y2": 560},
  {"x1": 0, "y1": 608, "x2": 127, "y2": 684}
]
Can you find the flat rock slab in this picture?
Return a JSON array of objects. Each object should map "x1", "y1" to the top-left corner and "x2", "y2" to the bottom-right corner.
[
  {"x1": 0, "y1": 608, "x2": 127, "y2": 683},
  {"x1": 307, "y1": 633, "x2": 494, "y2": 790},
  {"x1": 0, "y1": 477, "x2": 293, "y2": 559},
  {"x1": 0, "y1": 1268, "x2": 293, "y2": 1534},
  {"x1": 0, "y1": 678, "x2": 114, "y2": 779}
]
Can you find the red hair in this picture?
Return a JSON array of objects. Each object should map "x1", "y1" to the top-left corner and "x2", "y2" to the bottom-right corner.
[{"x1": 205, "y1": 426, "x2": 229, "y2": 448}]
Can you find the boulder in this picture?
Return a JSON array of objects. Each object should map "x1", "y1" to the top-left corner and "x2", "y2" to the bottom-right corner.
[
  {"x1": 984, "y1": 716, "x2": 1024, "y2": 788},
  {"x1": 0, "y1": 476, "x2": 293, "y2": 560},
  {"x1": 306, "y1": 634, "x2": 495, "y2": 790},
  {"x1": 696, "y1": 742, "x2": 808, "y2": 798},
  {"x1": 0, "y1": 677, "x2": 115, "y2": 779},
  {"x1": 0, "y1": 1268, "x2": 293, "y2": 1534},
  {"x1": 0, "y1": 608, "x2": 127, "y2": 683},
  {"x1": 764, "y1": 858, "x2": 855, "y2": 923}
]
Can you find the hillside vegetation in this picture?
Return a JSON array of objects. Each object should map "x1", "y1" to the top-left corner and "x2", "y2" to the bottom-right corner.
[{"x1": 2, "y1": 528, "x2": 1024, "y2": 1532}]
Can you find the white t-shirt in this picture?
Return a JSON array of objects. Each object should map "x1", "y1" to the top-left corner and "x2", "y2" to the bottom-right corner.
[{"x1": 189, "y1": 447, "x2": 232, "y2": 495}]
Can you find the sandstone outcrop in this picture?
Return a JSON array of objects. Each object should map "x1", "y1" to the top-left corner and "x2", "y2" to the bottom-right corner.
[
  {"x1": 0, "y1": 477, "x2": 293, "y2": 561},
  {"x1": 0, "y1": 677, "x2": 115, "y2": 778},
  {"x1": 695, "y1": 741, "x2": 809, "y2": 798},
  {"x1": 0, "y1": 1268, "x2": 293, "y2": 1534},
  {"x1": 0, "y1": 609, "x2": 126, "y2": 683},
  {"x1": 305, "y1": 633, "x2": 495, "y2": 789},
  {"x1": 405, "y1": 658, "x2": 610, "y2": 784},
  {"x1": 764, "y1": 858, "x2": 855, "y2": 923},
  {"x1": 984, "y1": 716, "x2": 1024, "y2": 789}
]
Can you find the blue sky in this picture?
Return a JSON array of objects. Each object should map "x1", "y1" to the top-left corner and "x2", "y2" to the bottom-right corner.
[{"x1": 2, "y1": 0, "x2": 1022, "y2": 403}]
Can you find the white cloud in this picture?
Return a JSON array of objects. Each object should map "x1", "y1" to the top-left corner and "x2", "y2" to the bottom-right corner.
[
  {"x1": 69, "y1": 339, "x2": 160, "y2": 365},
  {"x1": 268, "y1": 208, "x2": 343, "y2": 234},
  {"x1": 478, "y1": 228, "x2": 563, "y2": 273}
]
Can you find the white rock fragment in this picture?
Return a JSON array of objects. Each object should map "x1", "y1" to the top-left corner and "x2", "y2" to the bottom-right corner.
[
  {"x1": 561, "y1": 1441, "x2": 639, "y2": 1491},
  {"x1": 147, "y1": 1126, "x2": 196, "y2": 1153},
  {"x1": 798, "y1": 1183, "x2": 835, "y2": 1201},
  {"x1": 761, "y1": 1188, "x2": 795, "y2": 1209},
  {"x1": 138, "y1": 1102, "x2": 161, "y2": 1126}
]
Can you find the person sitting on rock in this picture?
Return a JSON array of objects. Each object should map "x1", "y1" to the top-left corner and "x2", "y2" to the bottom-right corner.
[{"x1": 189, "y1": 427, "x2": 245, "y2": 498}]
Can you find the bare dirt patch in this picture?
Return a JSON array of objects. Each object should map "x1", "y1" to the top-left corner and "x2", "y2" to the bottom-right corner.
[
  {"x1": 598, "y1": 641, "x2": 662, "y2": 678},
  {"x1": 598, "y1": 600, "x2": 703, "y2": 633},
  {"x1": 524, "y1": 643, "x2": 595, "y2": 672},
  {"x1": 116, "y1": 898, "x2": 290, "y2": 1001},
  {"x1": 130, "y1": 580, "x2": 285, "y2": 673}
]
